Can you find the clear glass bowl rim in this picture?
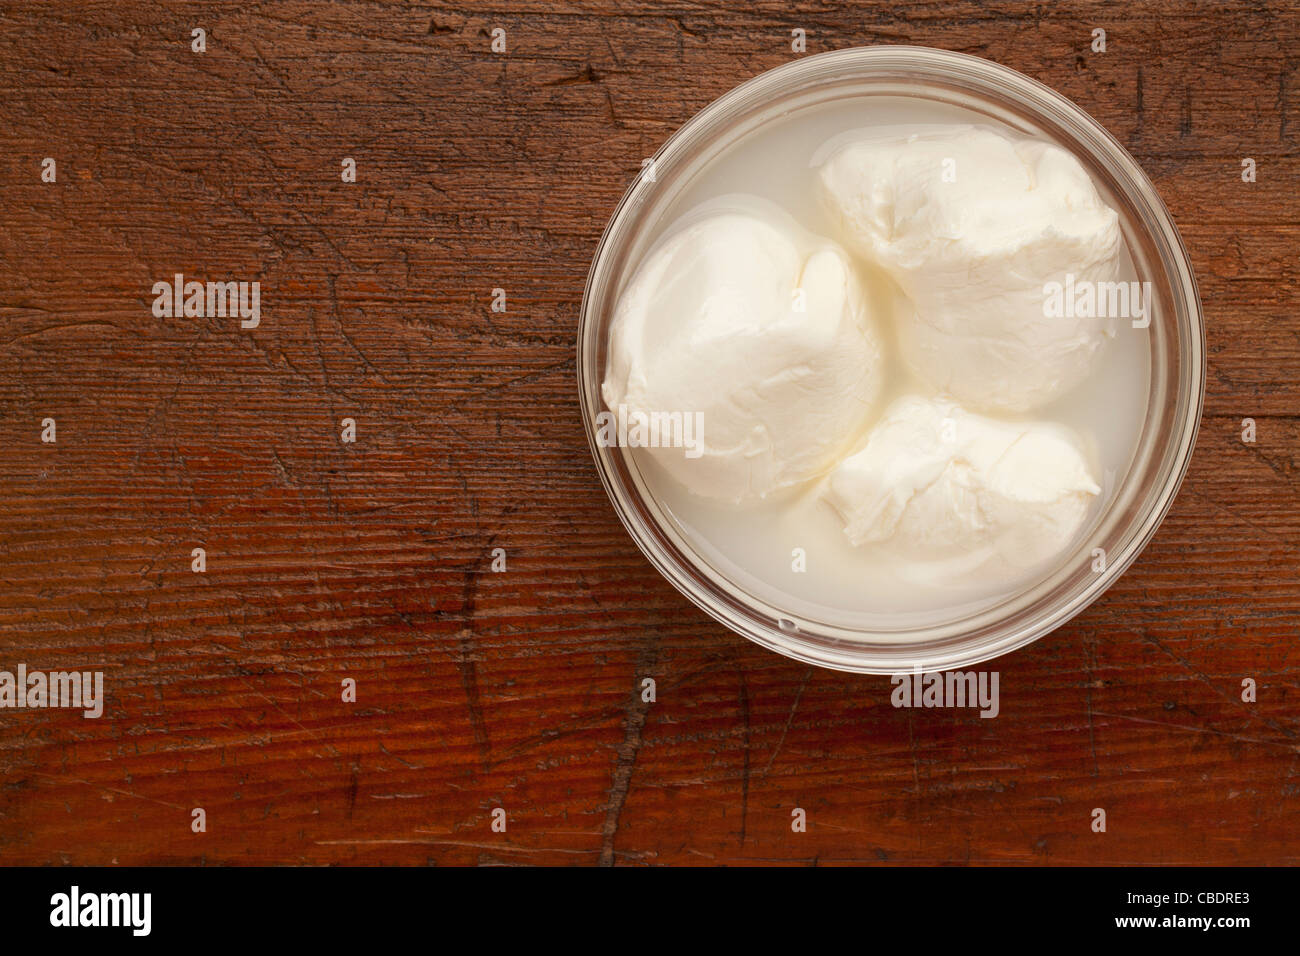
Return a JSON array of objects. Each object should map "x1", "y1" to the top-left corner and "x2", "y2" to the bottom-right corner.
[{"x1": 576, "y1": 45, "x2": 1206, "y2": 674}]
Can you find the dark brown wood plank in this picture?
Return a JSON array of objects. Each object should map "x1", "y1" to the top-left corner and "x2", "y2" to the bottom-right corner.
[{"x1": 0, "y1": 0, "x2": 1296, "y2": 865}]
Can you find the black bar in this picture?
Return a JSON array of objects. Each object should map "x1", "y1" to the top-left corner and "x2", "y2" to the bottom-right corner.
[{"x1": 0, "y1": 866, "x2": 1275, "y2": 942}]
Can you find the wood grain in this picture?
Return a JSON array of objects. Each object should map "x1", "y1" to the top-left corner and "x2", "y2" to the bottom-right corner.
[{"x1": 0, "y1": 0, "x2": 1297, "y2": 866}]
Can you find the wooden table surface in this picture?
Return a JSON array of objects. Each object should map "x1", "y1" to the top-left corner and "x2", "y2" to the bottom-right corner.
[{"x1": 0, "y1": 0, "x2": 1296, "y2": 866}]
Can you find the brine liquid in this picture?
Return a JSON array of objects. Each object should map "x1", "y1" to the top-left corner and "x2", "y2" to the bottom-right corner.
[{"x1": 620, "y1": 95, "x2": 1151, "y2": 632}]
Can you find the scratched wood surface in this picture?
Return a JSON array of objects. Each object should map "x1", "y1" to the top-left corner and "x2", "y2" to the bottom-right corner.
[{"x1": 0, "y1": 0, "x2": 1297, "y2": 866}]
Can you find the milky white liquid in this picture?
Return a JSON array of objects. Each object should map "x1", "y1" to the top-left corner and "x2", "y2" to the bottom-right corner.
[{"x1": 617, "y1": 95, "x2": 1151, "y2": 632}]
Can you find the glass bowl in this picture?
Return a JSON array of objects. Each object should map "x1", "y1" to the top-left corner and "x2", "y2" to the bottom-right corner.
[{"x1": 576, "y1": 46, "x2": 1205, "y2": 674}]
